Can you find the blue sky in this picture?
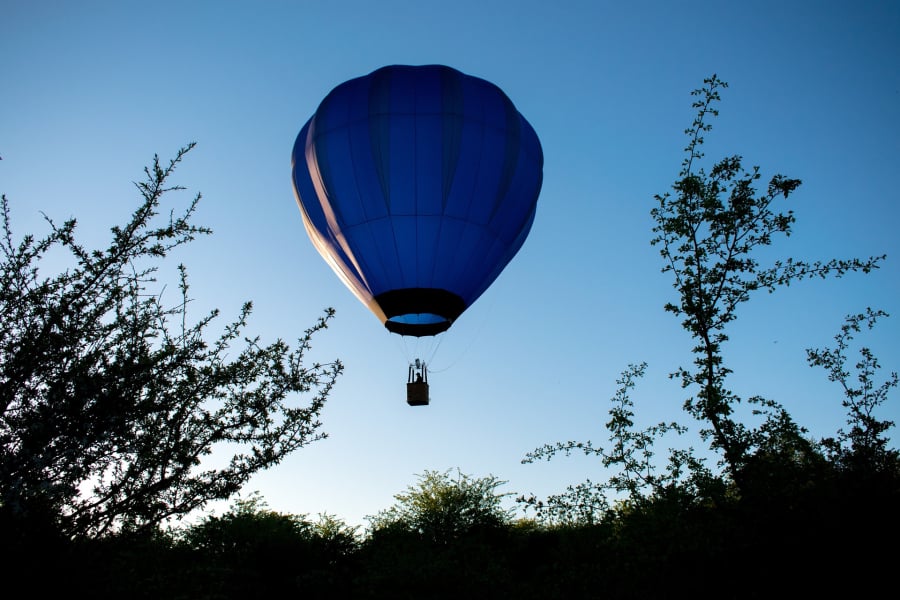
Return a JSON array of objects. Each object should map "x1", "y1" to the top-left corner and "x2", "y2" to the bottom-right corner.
[{"x1": 3, "y1": 0, "x2": 898, "y2": 527}]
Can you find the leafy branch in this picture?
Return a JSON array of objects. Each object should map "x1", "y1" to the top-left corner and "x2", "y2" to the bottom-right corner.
[
  {"x1": 0, "y1": 144, "x2": 343, "y2": 537},
  {"x1": 650, "y1": 75, "x2": 884, "y2": 484}
]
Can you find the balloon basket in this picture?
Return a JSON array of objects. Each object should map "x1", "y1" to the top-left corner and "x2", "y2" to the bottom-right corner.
[
  {"x1": 407, "y1": 361, "x2": 429, "y2": 406},
  {"x1": 407, "y1": 381, "x2": 430, "y2": 406}
]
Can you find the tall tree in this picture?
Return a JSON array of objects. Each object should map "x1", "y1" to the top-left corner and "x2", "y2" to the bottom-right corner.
[
  {"x1": 0, "y1": 144, "x2": 343, "y2": 537},
  {"x1": 650, "y1": 75, "x2": 884, "y2": 487},
  {"x1": 522, "y1": 75, "x2": 887, "y2": 523}
]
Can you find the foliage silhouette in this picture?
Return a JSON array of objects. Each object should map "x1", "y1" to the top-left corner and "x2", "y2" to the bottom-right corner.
[
  {"x1": 807, "y1": 308, "x2": 898, "y2": 474},
  {"x1": 179, "y1": 494, "x2": 359, "y2": 599},
  {"x1": 367, "y1": 469, "x2": 512, "y2": 544},
  {"x1": 520, "y1": 362, "x2": 721, "y2": 525},
  {"x1": 359, "y1": 469, "x2": 517, "y2": 599},
  {"x1": 0, "y1": 144, "x2": 343, "y2": 538},
  {"x1": 511, "y1": 74, "x2": 898, "y2": 597},
  {"x1": 649, "y1": 75, "x2": 884, "y2": 486},
  {"x1": 520, "y1": 74, "x2": 887, "y2": 526}
]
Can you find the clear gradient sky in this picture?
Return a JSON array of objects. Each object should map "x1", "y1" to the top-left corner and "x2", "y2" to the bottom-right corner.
[{"x1": 2, "y1": 0, "x2": 898, "y2": 527}]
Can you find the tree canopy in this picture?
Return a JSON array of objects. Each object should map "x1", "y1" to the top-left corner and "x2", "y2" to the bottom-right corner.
[{"x1": 0, "y1": 144, "x2": 343, "y2": 538}]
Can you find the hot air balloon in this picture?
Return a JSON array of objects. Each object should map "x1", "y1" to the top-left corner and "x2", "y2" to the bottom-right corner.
[{"x1": 291, "y1": 64, "x2": 543, "y2": 405}]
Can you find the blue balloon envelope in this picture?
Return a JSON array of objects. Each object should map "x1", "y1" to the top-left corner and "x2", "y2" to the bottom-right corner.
[{"x1": 291, "y1": 65, "x2": 543, "y2": 337}]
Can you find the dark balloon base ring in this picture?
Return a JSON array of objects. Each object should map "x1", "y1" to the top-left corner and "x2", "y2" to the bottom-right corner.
[{"x1": 376, "y1": 288, "x2": 466, "y2": 337}]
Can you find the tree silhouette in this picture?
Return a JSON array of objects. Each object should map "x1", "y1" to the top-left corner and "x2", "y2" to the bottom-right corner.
[
  {"x1": 0, "y1": 144, "x2": 343, "y2": 537},
  {"x1": 650, "y1": 75, "x2": 884, "y2": 488},
  {"x1": 368, "y1": 469, "x2": 512, "y2": 544}
]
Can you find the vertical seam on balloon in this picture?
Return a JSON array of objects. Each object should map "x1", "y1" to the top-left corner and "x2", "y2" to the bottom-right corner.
[
  {"x1": 367, "y1": 71, "x2": 397, "y2": 298},
  {"x1": 453, "y1": 86, "x2": 485, "y2": 298},
  {"x1": 382, "y1": 73, "x2": 405, "y2": 297},
  {"x1": 435, "y1": 68, "x2": 462, "y2": 294},
  {"x1": 414, "y1": 77, "x2": 420, "y2": 293}
]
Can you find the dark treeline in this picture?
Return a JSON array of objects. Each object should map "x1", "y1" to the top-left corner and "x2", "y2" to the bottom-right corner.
[
  {"x1": 2, "y1": 76, "x2": 896, "y2": 598},
  {"x1": 4, "y1": 459, "x2": 898, "y2": 599}
]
